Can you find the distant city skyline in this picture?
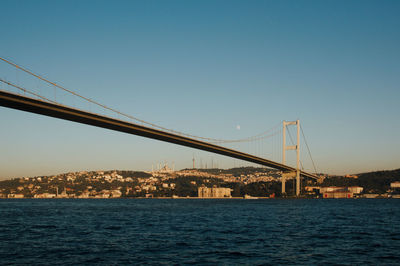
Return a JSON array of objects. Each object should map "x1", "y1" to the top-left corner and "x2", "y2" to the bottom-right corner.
[{"x1": 1, "y1": 0, "x2": 399, "y2": 179}]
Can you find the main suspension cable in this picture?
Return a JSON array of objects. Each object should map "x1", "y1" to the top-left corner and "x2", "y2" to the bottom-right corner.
[
  {"x1": 0, "y1": 78, "x2": 57, "y2": 104},
  {"x1": 300, "y1": 124, "x2": 318, "y2": 174},
  {"x1": 0, "y1": 56, "x2": 281, "y2": 144}
]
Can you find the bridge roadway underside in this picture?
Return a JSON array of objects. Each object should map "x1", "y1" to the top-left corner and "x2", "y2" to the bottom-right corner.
[{"x1": 0, "y1": 90, "x2": 318, "y2": 180}]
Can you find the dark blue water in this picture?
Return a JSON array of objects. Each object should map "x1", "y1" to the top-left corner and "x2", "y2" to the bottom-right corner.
[{"x1": 1, "y1": 199, "x2": 399, "y2": 265}]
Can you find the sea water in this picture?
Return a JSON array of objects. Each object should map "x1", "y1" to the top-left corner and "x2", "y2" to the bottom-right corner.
[{"x1": 0, "y1": 199, "x2": 399, "y2": 265}]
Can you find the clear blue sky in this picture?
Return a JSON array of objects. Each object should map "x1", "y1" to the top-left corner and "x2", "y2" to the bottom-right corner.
[{"x1": 0, "y1": 0, "x2": 399, "y2": 179}]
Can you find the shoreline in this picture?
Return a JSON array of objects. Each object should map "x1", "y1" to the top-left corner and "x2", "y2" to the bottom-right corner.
[{"x1": 1, "y1": 196, "x2": 397, "y2": 199}]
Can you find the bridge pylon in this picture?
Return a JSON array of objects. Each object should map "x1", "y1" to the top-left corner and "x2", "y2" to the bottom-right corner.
[{"x1": 281, "y1": 120, "x2": 301, "y2": 196}]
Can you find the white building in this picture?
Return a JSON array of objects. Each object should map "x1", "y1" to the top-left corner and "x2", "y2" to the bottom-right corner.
[
  {"x1": 111, "y1": 190, "x2": 122, "y2": 198},
  {"x1": 348, "y1": 186, "x2": 363, "y2": 194},
  {"x1": 198, "y1": 186, "x2": 232, "y2": 198},
  {"x1": 8, "y1": 194, "x2": 24, "y2": 198},
  {"x1": 34, "y1": 193, "x2": 56, "y2": 198},
  {"x1": 391, "y1": 182, "x2": 400, "y2": 188}
]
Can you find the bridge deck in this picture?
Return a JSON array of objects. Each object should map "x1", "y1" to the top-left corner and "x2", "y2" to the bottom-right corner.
[{"x1": 0, "y1": 90, "x2": 318, "y2": 180}]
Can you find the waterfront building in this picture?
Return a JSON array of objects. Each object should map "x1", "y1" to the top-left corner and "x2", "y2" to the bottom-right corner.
[
  {"x1": 34, "y1": 193, "x2": 56, "y2": 198},
  {"x1": 111, "y1": 190, "x2": 122, "y2": 198},
  {"x1": 198, "y1": 186, "x2": 232, "y2": 198},
  {"x1": 390, "y1": 181, "x2": 400, "y2": 198},
  {"x1": 7, "y1": 194, "x2": 24, "y2": 198},
  {"x1": 390, "y1": 182, "x2": 400, "y2": 188},
  {"x1": 323, "y1": 191, "x2": 353, "y2": 198},
  {"x1": 320, "y1": 186, "x2": 363, "y2": 198},
  {"x1": 57, "y1": 188, "x2": 69, "y2": 198},
  {"x1": 77, "y1": 192, "x2": 90, "y2": 198},
  {"x1": 347, "y1": 186, "x2": 363, "y2": 194},
  {"x1": 364, "y1": 194, "x2": 380, "y2": 198}
]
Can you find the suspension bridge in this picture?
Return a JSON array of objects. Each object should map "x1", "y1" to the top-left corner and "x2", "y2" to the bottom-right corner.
[{"x1": 0, "y1": 57, "x2": 320, "y2": 196}]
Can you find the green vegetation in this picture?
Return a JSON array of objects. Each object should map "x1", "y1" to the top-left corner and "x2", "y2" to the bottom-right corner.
[
  {"x1": 321, "y1": 169, "x2": 400, "y2": 194},
  {"x1": 1, "y1": 168, "x2": 399, "y2": 198}
]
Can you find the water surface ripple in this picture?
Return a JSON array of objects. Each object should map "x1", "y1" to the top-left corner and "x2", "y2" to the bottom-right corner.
[{"x1": 0, "y1": 199, "x2": 399, "y2": 265}]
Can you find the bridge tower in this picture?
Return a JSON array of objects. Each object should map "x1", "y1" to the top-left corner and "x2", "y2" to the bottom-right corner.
[{"x1": 282, "y1": 120, "x2": 301, "y2": 196}]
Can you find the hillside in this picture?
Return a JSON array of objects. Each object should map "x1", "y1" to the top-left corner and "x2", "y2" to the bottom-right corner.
[{"x1": 321, "y1": 169, "x2": 400, "y2": 193}]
